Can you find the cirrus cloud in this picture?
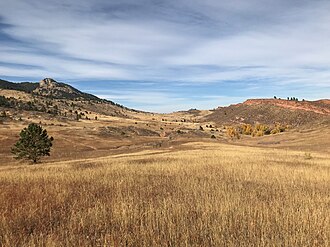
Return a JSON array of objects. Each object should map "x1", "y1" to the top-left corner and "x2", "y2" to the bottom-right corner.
[{"x1": 0, "y1": 0, "x2": 329, "y2": 112}]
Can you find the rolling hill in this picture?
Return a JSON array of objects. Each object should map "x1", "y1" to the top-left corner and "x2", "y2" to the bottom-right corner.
[
  {"x1": 204, "y1": 98, "x2": 330, "y2": 127},
  {"x1": 0, "y1": 78, "x2": 139, "y2": 119},
  {"x1": 1, "y1": 78, "x2": 329, "y2": 128}
]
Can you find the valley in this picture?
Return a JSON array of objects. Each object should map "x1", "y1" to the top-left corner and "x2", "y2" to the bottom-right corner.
[{"x1": 0, "y1": 78, "x2": 329, "y2": 246}]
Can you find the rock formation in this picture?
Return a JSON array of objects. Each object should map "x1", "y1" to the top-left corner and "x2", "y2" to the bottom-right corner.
[{"x1": 39, "y1": 78, "x2": 58, "y2": 89}]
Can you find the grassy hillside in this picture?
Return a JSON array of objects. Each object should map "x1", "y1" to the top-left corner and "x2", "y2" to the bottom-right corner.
[{"x1": 0, "y1": 143, "x2": 329, "y2": 246}]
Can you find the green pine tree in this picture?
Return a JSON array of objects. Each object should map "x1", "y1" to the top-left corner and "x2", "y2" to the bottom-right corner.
[{"x1": 11, "y1": 123, "x2": 54, "y2": 163}]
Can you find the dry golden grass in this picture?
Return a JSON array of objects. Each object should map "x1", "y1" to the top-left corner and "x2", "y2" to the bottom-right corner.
[{"x1": 0, "y1": 143, "x2": 329, "y2": 246}]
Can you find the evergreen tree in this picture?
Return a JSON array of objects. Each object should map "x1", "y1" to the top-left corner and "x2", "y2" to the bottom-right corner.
[{"x1": 12, "y1": 123, "x2": 54, "y2": 163}]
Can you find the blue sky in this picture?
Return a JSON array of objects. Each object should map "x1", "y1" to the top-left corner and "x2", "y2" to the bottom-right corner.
[{"x1": 0, "y1": 0, "x2": 330, "y2": 112}]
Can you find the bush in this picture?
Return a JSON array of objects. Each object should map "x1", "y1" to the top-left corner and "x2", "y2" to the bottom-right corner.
[
  {"x1": 252, "y1": 124, "x2": 269, "y2": 137},
  {"x1": 11, "y1": 123, "x2": 54, "y2": 163},
  {"x1": 252, "y1": 130, "x2": 264, "y2": 137},
  {"x1": 229, "y1": 123, "x2": 286, "y2": 138},
  {"x1": 0, "y1": 96, "x2": 10, "y2": 107},
  {"x1": 270, "y1": 128, "x2": 280, "y2": 135},
  {"x1": 241, "y1": 124, "x2": 253, "y2": 135},
  {"x1": 226, "y1": 126, "x2": 240, "y2": 140}
]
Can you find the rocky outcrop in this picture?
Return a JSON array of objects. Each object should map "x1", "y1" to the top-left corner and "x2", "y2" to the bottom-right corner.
[
  {"x1": 39, "y1": 78, "x2": 58, "y2": 89},
  {"x1": 33, "y1": 78, "x2": 98, "y2": 100}
]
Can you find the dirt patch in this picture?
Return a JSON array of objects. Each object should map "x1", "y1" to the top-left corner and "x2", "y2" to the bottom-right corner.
[
  {"x1": 71, "y1": 162, "x2": 104, "y2": 170},
  {"x1": 257, "y1": 141, "x2": 281, "y2": 145},
  {"x1": 98, "y1": 126, "x2": 160, "y2": 137},
  {"x1": 128, "y1": 157, "x2": 177, "y2": 165}
]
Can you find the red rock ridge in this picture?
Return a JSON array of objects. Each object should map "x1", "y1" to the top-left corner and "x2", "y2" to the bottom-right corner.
[{"x1": 242, "y1": 99, "x2": 330, "y2": 115}]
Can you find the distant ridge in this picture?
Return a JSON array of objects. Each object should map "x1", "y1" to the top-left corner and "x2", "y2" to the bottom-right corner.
[
  {"x1": 0, "y1": 79, "x2": 39, "y2": 92},
  {"x1": 33, "y1": 78, "x2": 100, "y2": 101},
  {"x1": 0, "y1": 78, "x2": 141, "y2": 115},
  {"x1": 205, "y1": 98, "x2": 330, "y2": 126},
  {"x1": 0, "y1": 78, "x2": 105, "y2": 101},
  {"x1": 242, "y1": 98, "x2": 330, "y2": 115}
]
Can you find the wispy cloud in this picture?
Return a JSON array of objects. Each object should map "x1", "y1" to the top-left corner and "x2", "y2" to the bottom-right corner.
[{"x1": 0, "y1": 0, "x2": 329, "y2": 112}]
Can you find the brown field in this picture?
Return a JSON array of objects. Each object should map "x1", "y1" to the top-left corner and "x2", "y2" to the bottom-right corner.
[
  {"x1": 1, "y1": 94, "x2": 330, "y2": 246},
  {"x1": 0, "y1": 131, "x2": 329, "y2": 246}
]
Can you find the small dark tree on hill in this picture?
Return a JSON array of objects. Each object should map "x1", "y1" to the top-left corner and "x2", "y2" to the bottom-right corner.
[{"x1": 11, "y1": 123, "x2": 54, "y2": 163}]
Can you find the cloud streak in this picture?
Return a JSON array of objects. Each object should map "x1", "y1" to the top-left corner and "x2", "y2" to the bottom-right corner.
[{"x1": 0, "y1": 0, "x2": 329, "y2": 112}]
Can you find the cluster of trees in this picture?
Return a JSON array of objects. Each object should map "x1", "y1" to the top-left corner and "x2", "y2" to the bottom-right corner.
[
  {"x1": 0, "y1": 95, "x2": 99, "y2": 121},
  {"x1": 0, "y1": 95, "x2": 10, "y2": 107},
  {"x1": 274, "y1": 96, "x2": 304, "y2": 101},
  {"x1": 71, "y1": 110, "x2": 97, "y2": 121},
  {"x1": 226, "y1": 126, "x2": 241, "y2": 139},
  {"x1": 0, "y1": 95, "x2": 57, "y2": 114},
  {"x1": 227, "y1": 123, "x2": 287, "y2": 139},
  {"x1": 287, "y1": 97, "x2": 299, "y2": 101}
]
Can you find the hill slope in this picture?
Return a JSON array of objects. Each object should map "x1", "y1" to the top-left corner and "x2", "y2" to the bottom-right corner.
[
  {"x1": 0, "y1": 79, "x2": 39, "y2": 92},
  {"x1": 0, "y1": 78, "x2": 103, "y2": 101},
  {"x1": 204, "y1": 99, "x2": 330, "y2": 126},
  {"x1": 0, "y1": 78, "x2": 138, "y2": 119},
  {"x1": 1, "y1": 78, "x2": 329, "y2": 127},
  {"x1": 33, "y1": 78, "x2": 101, "y2": 101}
]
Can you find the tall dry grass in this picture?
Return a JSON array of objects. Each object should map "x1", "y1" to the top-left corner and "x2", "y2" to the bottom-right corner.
[{"x1": 0, "y1": 143, "x2": 329, "y2": 246}]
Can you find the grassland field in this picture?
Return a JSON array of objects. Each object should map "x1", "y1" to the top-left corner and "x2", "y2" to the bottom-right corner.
[
  {"x1": 0, "y1": 103, "x2": 329, "y2": 246},
  {"x1": 0, "y1": 135, "x2": 329, "y2": 246}
]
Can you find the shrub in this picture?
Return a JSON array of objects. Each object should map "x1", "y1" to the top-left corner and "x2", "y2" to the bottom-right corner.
[
  {"x1": 270, "y1": 128, "x2": 280, "y2": 134},
  {"x1": 252, "y1": 124, "x2": 269, "y2": 136},
  {"x1": 226, "y1": 126, "x2": 240, "y2": 140},
  {"x1": 252, "y1": 130, "x2": 264, "y2": 137},
  {"x1": 304, "y1": 152, "x2": 312, "y2": 160},
  {"x1": 0, "y1": 96, "x2": 10, "y2": 107},
  {"x1": 270, "y1": 123, "x2": 286, "y2": 134},
  {"x1": 241, "y1": 124, "x2": 253, "y2": 135}
]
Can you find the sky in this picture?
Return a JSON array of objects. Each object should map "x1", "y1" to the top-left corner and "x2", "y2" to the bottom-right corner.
[{"x1": 0, "y1": 0, "x2": 330, "y2": 112}]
